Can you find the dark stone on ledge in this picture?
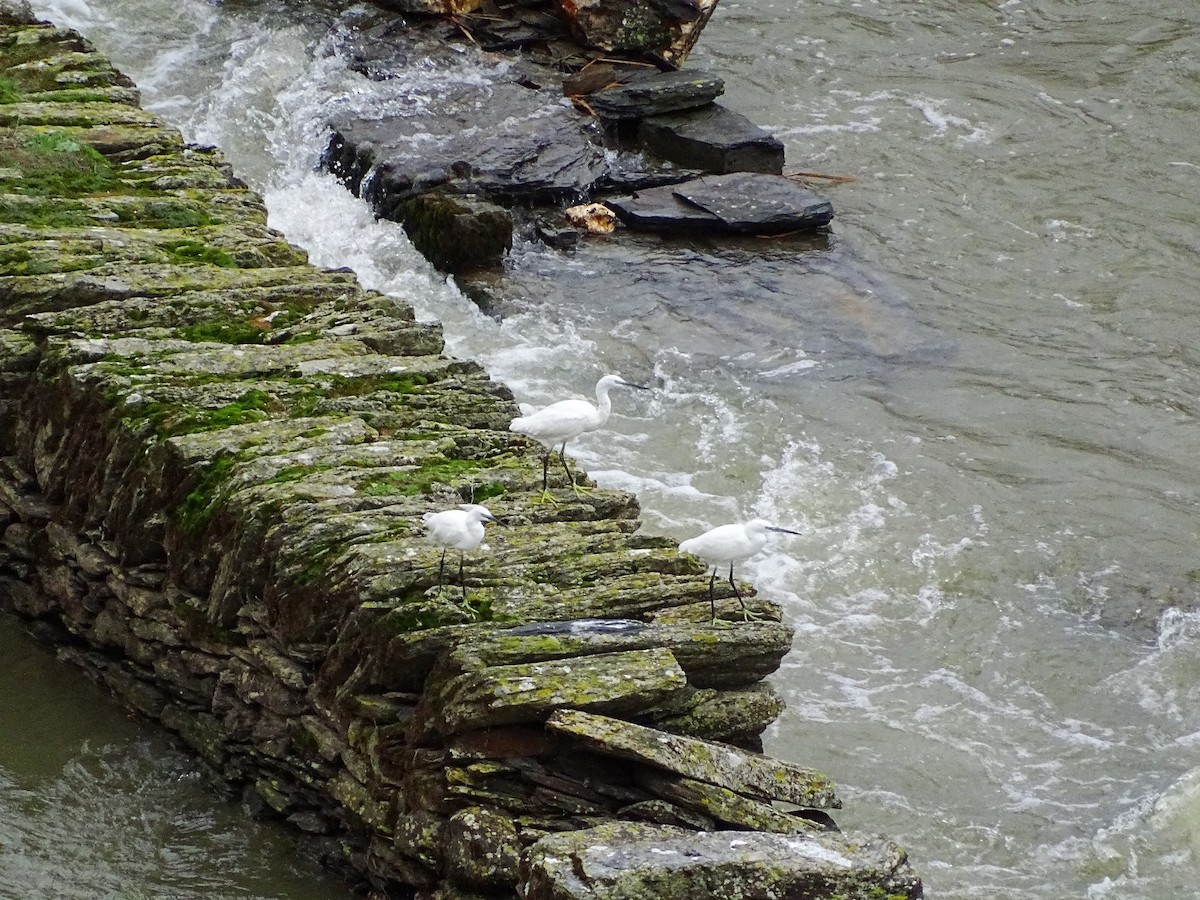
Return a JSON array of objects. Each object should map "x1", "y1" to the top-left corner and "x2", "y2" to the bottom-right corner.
[
  {"x1": 639, "y1": 102, "x2": 786, "y2": 174},
  {"x1": 395, "y1": 192, "x2": 514, "y2": 273},
  {"x1": 605, "y1": 173, "x2": 834, "y2": 235},
  {"x1": 586, "y1": 70, "x2": 725, "y2": 120},
  {"x1": 534, "y1": 219, "x2": 581, "y2": 250},
  {"x1": 324, "y1": 77, "x2": 609, "y2": 207}
]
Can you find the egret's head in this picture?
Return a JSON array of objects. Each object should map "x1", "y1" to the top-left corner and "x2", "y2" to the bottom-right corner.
[
  {"x1": 599, "y1": 373, "x2": 649, "y2": 391},
  {"x1": 460, "y1": 503, "x2": 497, "y2": 523}
]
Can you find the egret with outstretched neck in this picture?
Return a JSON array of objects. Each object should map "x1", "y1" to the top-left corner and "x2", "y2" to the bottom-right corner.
[
  {"x1": 422, "y1": 504, "x2": 496, "y2": 600},
  {"x1": 510, "y1": 374, "x2": 648, "y2": 501},
  {"x1": 678, "y1": 519, "x2": 802, "y2": 622}
]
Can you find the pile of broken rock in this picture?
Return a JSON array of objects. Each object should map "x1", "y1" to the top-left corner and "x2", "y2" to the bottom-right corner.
[{"x1": 321, "y1": 0, "x2": 834, "y2": 272}]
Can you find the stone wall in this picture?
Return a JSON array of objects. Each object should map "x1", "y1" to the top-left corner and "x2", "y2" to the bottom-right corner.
[{"x1": 0, "y1": 8, "x2": 921, "y2": 899}]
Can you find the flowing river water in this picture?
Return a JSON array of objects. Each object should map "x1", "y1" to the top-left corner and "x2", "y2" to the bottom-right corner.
[{"x1": 5, "y1": 0, "x2": 1200, "y2": 897}]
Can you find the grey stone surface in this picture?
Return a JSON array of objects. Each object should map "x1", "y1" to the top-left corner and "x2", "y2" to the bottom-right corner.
[
  {"x1": 521, "y1": 822, "x2": 924, "y2": 900},
  {"x1": 639, "y1": 102, "x2": 786, "y2": 174},
  {"x1": 606, "y1": 173, "x2": 834, "y2": 234},
  {"x1": 587, "y1": 70, "x2": 725, "y2": 120}
]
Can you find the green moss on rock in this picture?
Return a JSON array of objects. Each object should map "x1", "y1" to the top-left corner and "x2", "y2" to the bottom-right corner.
[
  {"x1": 175, "y1": 453, "x2": 237, "y2": 535},
  {"x1": 0, "y1": 127, "x2": 115, "y2": 195}
]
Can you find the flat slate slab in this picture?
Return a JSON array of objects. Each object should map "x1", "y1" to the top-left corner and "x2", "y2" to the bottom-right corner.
[
  {"x1": 586, "y1": 70, "x2": 725, "y2": 120},
  {"x1": 639, "y1": 102, "x2": 786, "y2": 174},
  {"x1": 604, "y1": 173, "x2": 834, "y2": 235},
  {"x1": 547, "y1": 709, "x2": 841, "y2": 809},
  {"x1": 522, "y1": 822, "x2": 924, "y2": 900}
]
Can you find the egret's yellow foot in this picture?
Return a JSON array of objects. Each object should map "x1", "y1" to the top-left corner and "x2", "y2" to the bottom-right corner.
[{"x1": 530, "y1": 489, "x2": 561, "y2": 504}]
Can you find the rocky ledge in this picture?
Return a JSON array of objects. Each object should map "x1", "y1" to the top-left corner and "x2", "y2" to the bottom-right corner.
[{"x1": 0, "y1": 6, "x2": 920, "y2": 899}]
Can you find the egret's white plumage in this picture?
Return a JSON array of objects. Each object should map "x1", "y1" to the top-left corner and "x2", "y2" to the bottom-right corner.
[
  {"x1": 510, "y1": 374, "x2": 648, "y2": 498},
  {"x1": 678, "y1": 519, "x2": 802, "y2": 621},
  {"x1": 422, "y1": 504, "x2": 496, "y2": 597}
]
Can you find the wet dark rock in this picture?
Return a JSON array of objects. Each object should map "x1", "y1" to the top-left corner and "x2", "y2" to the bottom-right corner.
[
  {"x1": 314, "y1": 11, "x2": 832, "y2": 268},
  {"x1": 585, "y1": 70, "x2": 725, "y2": 120},
  {"x1": 395, "y1": 192, "x2": 514, "y2": 273},
  {"x1": 558, "y1": 0, "x2": 721, "y2": 68},
  {"x1": 533, "y1": 219, "x2": 581, "y2": 249},
  {"x1": 605, "y1": 173, "x2": 834, "y2": 234},
  {"x1": 466, "y1": 4, "x2": 574, "y2": 52},
  {"x1": 639, "y1": 102, "x2": 786, "y2": 174},
  {"x1": 327, "y1": 92, "x2": 608, "y2": 207}
]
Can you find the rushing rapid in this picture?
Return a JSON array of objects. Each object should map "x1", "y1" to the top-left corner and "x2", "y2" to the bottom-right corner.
[{"x1": 7, "y1": 1, "x2": 1200, "y2": 898}]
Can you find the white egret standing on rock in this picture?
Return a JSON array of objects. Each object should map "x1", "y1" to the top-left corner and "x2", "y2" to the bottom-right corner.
[
  {"x1": 678, "y1": 519, "x2": 802, "y2": 622},
  {"x1": 422, "y1": 504, "x2": 496, "y2": 600},
  {"x1": 509, "y1": 374, "x2": 649, "y2": 501}
]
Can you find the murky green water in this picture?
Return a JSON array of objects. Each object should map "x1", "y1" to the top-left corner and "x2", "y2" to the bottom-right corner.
[
  {"x1": 0, "y1": 619, "x2": 349, "y2": 898},
  {"x1": 7, "y1": 0, "x2": 1200, "y2": 897}
]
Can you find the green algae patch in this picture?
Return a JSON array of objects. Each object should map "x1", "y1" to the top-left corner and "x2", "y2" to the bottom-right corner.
[
  {"x1": 176, "y1": 453, "x2": 237, "y2": 535},
  {"x1": 178, "y1": 319, "x2": 270, "y2": 345},
  {"x1": 119, "y1": 388, "x2": 275, "y2": 439},
  {"x1": 359, "y1": 457, "x2": 486, "y2": 497},
  {"x1": 163, "y1": 238, "x2": 237, "y2": 268},
  {"x1": 0, "y1": 194, "x2": 216, "y2": 228},
  {"x1": 266, "y1": 462, "x2": 334, "y2": 485},
  {"x1": 0, "y1": 127, "x2": 115, "y2": 195}
]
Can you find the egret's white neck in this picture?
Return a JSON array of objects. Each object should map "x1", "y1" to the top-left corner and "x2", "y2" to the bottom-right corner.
[{"x1": 593, "y1": 381, "x2": 615, "y2": 424}]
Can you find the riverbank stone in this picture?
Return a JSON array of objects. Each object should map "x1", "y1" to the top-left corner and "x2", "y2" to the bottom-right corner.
[
  {"x1": 585, "y1": 70, "x2": 725, "y2": 120},
  {"x1": 605, "y1": 173, "x2": 835, "y2": 234},
  {"x1": 557, "y1": 0, "x2": 720, "y2": 68},
  {"x1": 639, "y1": 102, "x2": 787, "y2": 174}
]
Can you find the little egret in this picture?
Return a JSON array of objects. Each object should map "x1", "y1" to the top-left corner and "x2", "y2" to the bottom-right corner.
[
  {"x1": 678, "y1": 519, "x2": 802, "y2": 622},
  {"x1": 422, "y1": 504, "x2": 496, "y2": 599},
  {"x1": 510, "y1": 374, "x2": 648, "y2": 501}
]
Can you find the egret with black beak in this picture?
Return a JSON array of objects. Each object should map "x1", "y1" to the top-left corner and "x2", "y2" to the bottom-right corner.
[
  {"x1": 679, "y1": 519, "x2": 802, "y2": 622},
  {"x1": 510, "y1": 374, "x2": 648, "y2": 501},
  {"x1": 422, "y1": 504, "x2": 497, "y2": 600}
]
